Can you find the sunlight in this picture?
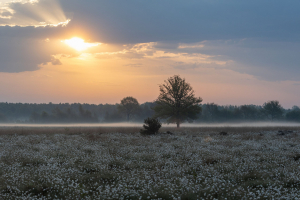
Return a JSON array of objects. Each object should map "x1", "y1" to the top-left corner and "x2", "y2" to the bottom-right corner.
[
  {"x1": 63, "y1": 37, "x2": 100, "y2": 51},
  {"x1": 0, "y1": 0, "x2": 71, "y2": 27}
]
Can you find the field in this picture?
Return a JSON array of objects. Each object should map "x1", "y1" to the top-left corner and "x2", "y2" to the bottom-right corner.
[{"x1": 0, "y1": 126, "x2": 300, "y2": 199}]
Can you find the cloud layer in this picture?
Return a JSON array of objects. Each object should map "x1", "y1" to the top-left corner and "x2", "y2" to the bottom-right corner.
[
  {"x1": 0, "y1": 0, "x2": 299, "y2": 82},
  {"x1": 0, "y1": 0, "x2": 69, "y2": 27}
]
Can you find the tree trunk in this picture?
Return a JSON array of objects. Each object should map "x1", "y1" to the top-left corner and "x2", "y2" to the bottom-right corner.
[
  {"x1": 271, "y1": 114, "x2": 273, "y2": 121},
  {"x1": 176, "y1": 121, "x2": 180, "y2": 128}
]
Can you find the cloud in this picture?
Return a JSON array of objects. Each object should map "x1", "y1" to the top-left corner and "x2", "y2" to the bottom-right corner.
[
  {"x1": 123, "y1": 63, "x2": 143, "y2": 67},
  {"x1": 50, "y1": 56, "x2": 62, "y2": 65},
  {"x1": 191, "y1": 39, "x2": 300, "y2": 81},
  {"x1": 0, "y1": 6, "x2": 14, "y2": 19},
  {"x1": 178, "y1": 43, "x2": 204, "y2": 49},
  {"x1": 0, "y1": 0, "x2": 299, "y2": 82},
  {"x1": 0, "y1": 36, "x2": 47, "y2": 72},
  {"x1": 57, "y1": 0, "x2": 300, "y2": 43},
  {"x1": 173, "y1": 62, "x2": 200, "y2": 70},
  {"x1": 0, "y1": 0, "x2": 70, "y2": 27},
  {"x1": 2, "y1": 0, "x2": 300, "y2": 42},
  {"x1": 95, "y1": 43, "x2": 156, "y2": 60},
  {"x1": 0, "y1": 28, "x2": 77, "y2": 72}
]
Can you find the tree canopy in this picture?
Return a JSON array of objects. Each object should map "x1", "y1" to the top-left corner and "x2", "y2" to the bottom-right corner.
[
  {"x1": 153, "y1": 75, "x2": 203, "y2": 128},
  {"x1": 263, "y1": 100, "x2": 283, "y2": 121},
  {"x1": 118, "y1": 96, "x2": 140, "y2": 121}
]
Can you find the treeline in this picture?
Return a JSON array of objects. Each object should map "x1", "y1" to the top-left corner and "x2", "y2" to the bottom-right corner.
[
  {"x1": 0, "y1": 102, "x2": 155, "y2": 123},
  {"x1": 197, "y1": 103, "x2": 300, "y2": 122},
  {"x1": 0, "y1": 102, "x2": 299, "y2": 123}
]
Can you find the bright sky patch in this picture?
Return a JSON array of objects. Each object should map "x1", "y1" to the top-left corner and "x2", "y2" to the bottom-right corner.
[{"x1": 63, "y1": 37, "x2": 100, "y2": 51}]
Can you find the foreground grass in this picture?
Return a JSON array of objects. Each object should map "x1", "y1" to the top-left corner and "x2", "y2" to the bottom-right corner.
[{"x1": 0, "y1": 126, "x2": 300, "y2": 199}]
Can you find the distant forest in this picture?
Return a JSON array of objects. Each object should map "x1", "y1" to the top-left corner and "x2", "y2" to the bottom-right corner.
[{"x1": 0, "y1": 102, "x2": 300, "y2": 123}]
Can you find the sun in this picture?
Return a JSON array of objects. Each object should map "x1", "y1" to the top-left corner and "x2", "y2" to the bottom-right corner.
[{"x1": 63, "y1": 37, "x2": 100, "y2": 51}]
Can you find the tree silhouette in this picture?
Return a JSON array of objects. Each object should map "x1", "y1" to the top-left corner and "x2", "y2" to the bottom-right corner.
[
  {"x1": 203, "y1": 103, "x2": 219, "y2": 122},
  {"x1": 153, "y1": 75, "x2": 203, "y2": 128},
  {"x1": 118, "y1": 97, "x2": 140, "y2": 121},
  {"x1": 263, "y1": 100, "x2": 283, "y2": 121},
  {"x1": 140, "y1": 117, "x2": 162, "y2": 135},
  {"x1": 0, "y1": 113, "x2": 7, "y2": 122}
]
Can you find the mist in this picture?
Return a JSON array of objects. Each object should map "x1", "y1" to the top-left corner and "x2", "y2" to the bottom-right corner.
[
  {"x1": 0, "y1": 101, "x2": 300, "y2": 125},
  {"x1": 0, "y1": 122, "x2": 299, "y2": 128}
]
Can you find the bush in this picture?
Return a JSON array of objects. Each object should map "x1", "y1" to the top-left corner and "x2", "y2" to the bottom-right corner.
[{"x1": 140, "y1": 117, "x2": 161, "y2": 135}]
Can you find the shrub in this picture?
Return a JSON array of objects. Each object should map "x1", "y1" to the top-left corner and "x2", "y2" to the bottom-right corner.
[{"x1": 140, "y1": 117, "x2": 161, "y2": 135}]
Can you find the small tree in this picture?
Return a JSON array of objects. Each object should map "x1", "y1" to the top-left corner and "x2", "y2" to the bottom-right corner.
[
  {"x1": 263, "y1": 100, "x2": 283, "y2": 121},
  {"x1": 118, "y1": 96, "x2": 140, "y2": 121},
  {"x1": 140, "y1": 117, "x2": 162, "y2": 135},
  {"x1": 153, "y1": 75, "x2": 203, "y2": 128}
]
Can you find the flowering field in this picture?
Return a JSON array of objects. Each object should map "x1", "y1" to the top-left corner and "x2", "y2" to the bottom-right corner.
[{"x1": 0, "y1": 126, "x2": 300, "y2": 199}]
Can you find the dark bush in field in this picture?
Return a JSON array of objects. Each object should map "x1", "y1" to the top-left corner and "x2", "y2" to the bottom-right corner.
[{"x1": 140, "y1": 117, "x2": 161, "y2": 135}]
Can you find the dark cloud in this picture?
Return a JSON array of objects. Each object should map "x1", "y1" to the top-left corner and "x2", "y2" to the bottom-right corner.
[
  {"x1": 0, "y1": 27, "x2": 73, "y2": 72},
  {"x1": 188, "y1": 39, "x2": 300, "y2": 81},
  {"x1": 59, "y1": 0, "x2": 300, "y2": 43},
  {"x1": 0, "y1": 36, "x2": 48, "y2": 72}
]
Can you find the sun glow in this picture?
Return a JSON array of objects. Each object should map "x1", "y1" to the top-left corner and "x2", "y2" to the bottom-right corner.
[
  {"x1": 0, "y1": 0, "x2": 71, "y2": 27},
  {"x1": 63, "y1": 37, "x2": 100, "y2": 51}
]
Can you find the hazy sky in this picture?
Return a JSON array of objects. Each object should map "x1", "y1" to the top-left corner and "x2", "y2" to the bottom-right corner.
[{"x1": 0, "y1": 0, "x2": 299, "y2": 107}]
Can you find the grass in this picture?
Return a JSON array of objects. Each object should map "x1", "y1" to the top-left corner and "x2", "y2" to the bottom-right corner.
[{"x1": 0, "y1": 126, "x2": 299, "y2": 199}]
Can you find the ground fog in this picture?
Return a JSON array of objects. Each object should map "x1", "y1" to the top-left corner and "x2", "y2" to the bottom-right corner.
[{"x1": 1, "y1": 122, "x2": 300, "y2": 128}]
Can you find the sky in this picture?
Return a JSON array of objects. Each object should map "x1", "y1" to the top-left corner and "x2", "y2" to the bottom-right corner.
[{"x1": 0, "y1": 0, "x2": 299, "y2": 108}]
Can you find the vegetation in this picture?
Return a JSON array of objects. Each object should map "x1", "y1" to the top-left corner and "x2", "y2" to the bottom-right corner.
[
  {"x1": 286, "y1": 106, "x2": 300, "y2": 122},
  {"x1": 117, "y1": 96, "x2": 140, "y2": 121},
  {"x1": 0, "y1": 113, "x2": 6, "y2": 122},
  {"x1": 263, "y1": 100, "x2": 284, "y2": 121},
  {"x1": 140, "y1": 117, "x2": 161, "y2": 135},
  {"x1": 30, "y1": 104, "x2": 98, "y2": 123},
  {"x1": 153, "y1": 75, "x2": 203, "y2": 128},
  {"x1": 0, "y1": 127, "x2": 300, "y2": 199},
  {"x1": 0, "y1": 100, "x2": 299, "y2": 124},
  {"x1": 0, "y1": 102, "x2": 156, "y2": 123}
]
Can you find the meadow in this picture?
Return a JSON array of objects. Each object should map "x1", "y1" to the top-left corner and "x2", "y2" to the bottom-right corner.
[{"x1": 0, "y1": 126, "x2": 300, "y2": 199}]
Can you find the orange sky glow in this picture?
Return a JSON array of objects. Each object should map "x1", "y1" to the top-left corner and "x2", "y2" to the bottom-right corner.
[
  {"x1": 0, "y1": 38, "x2": 299, "y2": 108},
  {"x1": 1, "y1": 0, "x2": 300, "y2": 108}
]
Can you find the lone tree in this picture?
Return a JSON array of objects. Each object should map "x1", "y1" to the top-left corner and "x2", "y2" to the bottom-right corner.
[
  {"x1": 263, "y1": 100, "x2": 283, "y2": 121},
  {"x1": 118, "y1": 96, "x2": 140, "y2": 121},
  {"x1": 153, "y1": 75, "x2": 203, "y2": 128}
]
